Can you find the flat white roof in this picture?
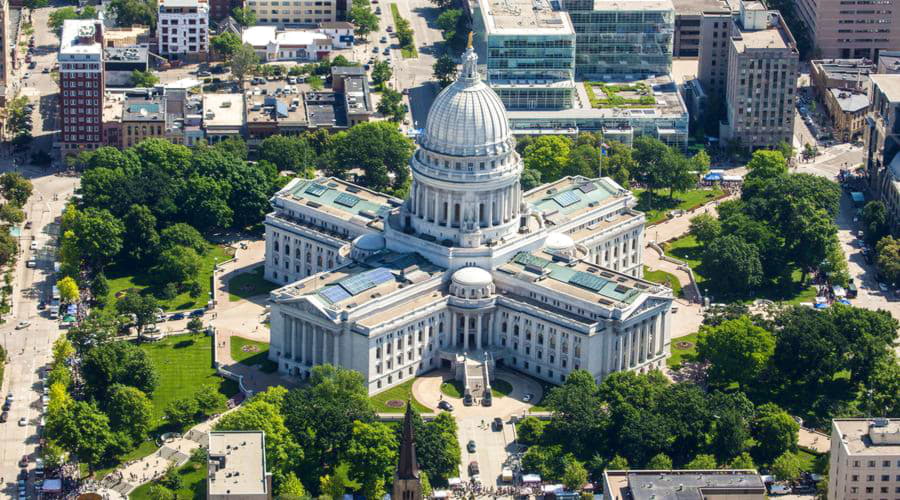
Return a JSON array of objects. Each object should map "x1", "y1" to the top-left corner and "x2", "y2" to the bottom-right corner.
[
  {"x1": 160, "y1": 0, "x2": 206, "y2": 7},
  {"x1": 60, "y1": 19, "x2": 102, "y2": 56},
  {"x1": 242, "y1": 26, "x2": 277, "y2": 46},
  {"x1": 871, "y1": 74, "x2": 900, "y2": 103},
  {"x1": 208, "y1": 431, "x2": 268, "y2": 497},
  {"x1": 243, "y1": 26, "x2": 330, "y2": 47},
  {"x1": 203, "y1": 94, "x2": 245, "y2": 128},
  {"x1": 478, "y1": 0, "x2": 575, "y2": 35}
]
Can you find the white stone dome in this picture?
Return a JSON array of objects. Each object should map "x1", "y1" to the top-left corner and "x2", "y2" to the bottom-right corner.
[
  {"x1": 352, "y1": 233, "x2": 385, "y2": 252},
  {"x1": 420, "y1": 48, "x2": 512, "y2": 157},
  {"x1": 545, "y1": 232, "x2": 575, "y2": 252},
  {"x1": 451, "y1": 266, "x2": 493, "y2": 287}
]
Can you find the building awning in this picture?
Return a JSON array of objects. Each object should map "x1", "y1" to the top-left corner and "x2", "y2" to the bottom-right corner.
[
  {"x1": 851, "y1": 192, "x2": 865, "y2": 203},
  {"x1": 704, "y1": 173, "x2": 722, "y2": 181},
  {"x1": 41, "y1": 479, "x2": 62, "y2": 493},
  {"x1": 522, "y1": 474, "x2": 542, "y2": 483}
]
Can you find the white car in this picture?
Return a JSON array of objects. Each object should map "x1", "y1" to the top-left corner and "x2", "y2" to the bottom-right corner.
[
  {"x1": 18, "y1": 417, "x2": 27, "y2": 426},
  {"x1": 878, "y1": 282, "x2": 889, "y2": 292},
  {"x1": 522, "y1": 393, "x2": 534, "y2": 402},
  {"x1": 15, "y1": 321, "x2": 30, "y2": 330},
  {"x1": 30, "y1": 241, "x2": 38, "y2": 250}
]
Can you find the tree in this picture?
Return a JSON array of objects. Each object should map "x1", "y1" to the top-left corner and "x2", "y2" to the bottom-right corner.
[
  {"x1": 71, "y1": 207, "x2": 125, "y2": 269},
  {"x1": 697, "y1": 316, "x2": 774, "y2": 389},
  {"x1": 0, "y1": 231, "x2": 16, "y2": 266},
  {"x1": 396, "y1": 17, "x2": 414, "y2": 49},
  {"x1": 416, "y1": 411, "x2": 461, "y2": 483},
  {"x1": 308, "y1": 75, "x2": 324, "y2": 91},
  {"x1": 711, "y1": 409, "x2": 750, "y2": 464},
  {"x1": 433, "y1": 54, "x2": 457, "y2": 87},
  {"x1": 0, "y1": 172, "x2": 33, "y2": 207},
  {"x1": 647, "y1": 453, "x2": 673, "y2": 470},
  {"x1": 152, "y1": 245, "x2": 202, "y2": 287},
  {"x1": 160, "y1": 223, "x2": 208, "y2": 255},
  {"x1": 52, "y1": 337, "x2": 76, "y2": 366},
  {"x1": 771, "y1": 452, "x2": 802, "y2": 481},
  {"x1": 348, "y1": 5, "x2": 378, "y2": 38},
  {"x1": 194, "y1": 388, "x2": 227, "y2": 417},
  {"x1": 371, "y1": 60, "x2": 392, "y2": 89},
  {"x1": 685, "y1": 454, "x2": 717, "y2": 469},
  {"x1": 41, "y1": 440, "x2": 68, "y2": 472},
  {"x1": 702, "y1": 235, "x2": 764, "y2": 294},
  {"x1": 561, "y1": 458, "x2": 588, "y2": 491},
  {"x1": 258, "y1": 135, "x2": 316, "y2": 174},
  {"x1": 320, "y1": 462, "x2": 360, "y2": 499},
  {"x1": 187, "y1": 317, "x2": 204, "y2": 334},
  {"x1": 57, "y1": 276, "x2": 80, "y2": 303},
  {"x1": 876, "y1": 236, "x2": 900, "y2": 285},
  {"x1": 689, "y1": 213, "x2": 721, "y2": 245},
  {"x1": 524, "y1": 136, "x2": 571, "y2": 182},
  {"x1": 211, "y1": 32, "x2": 242, "y2": 60},
  {"x1": 53, "y1": 401, "x2": 113, "y2": 471},
  {"x1": 861, "y1": 201, "x2": 889, "y2": 244},
  {"x1": 128, "y1": 70, "x2": 159, "y2": 89},
  {"x1": 436, "y1": 9, "x2": 462, "y2": 38},
  {"x1": 81, "y1": 341, "x2": 158, "y2": 398},
  {"x1": 608, "y1": 455, "x2": 629, "y2": 470},
  {"x1": 106, "y1": 384, "x2": 153, "y2": 440},
  {"x1": 123, "y1": 204, "x2": 160, "y2": 265},
  {"x1": 516, "y1": 416, "x2": 546, "y2": 446},
  {"x1": 0, "y1": 203, "x2": 24, "y2": 225},
  {"x1": 329, "y1": 122, "x2": 414, "y2": 193},
  {"x1": 864, "y1": 356, "x2": 900, "y2": 416},
  {"x1": 772, "y1": 306, "x2": 844, "y2": 390},
  {"x1": 165, "y1": 397, "x2": 199, "y2": 429},
  {"x1": 116, "y1": 292, "x2": 160, "y2": 337},
  {"x1": 632, "y1": 137, "x2": 679, "y2": 197},
  {"x1": 23, "y1": 0, "x2": 49, "y2": 10},
  {"x1": 213, "y1": 136, "x2": 249, "y2": 160},
  {"x1": 544, "y1": 370, "x2": 605, "y2": 459},
  {"x1": 108, "y1": 0, "x2": 157, "y2": 29},
  {"x1": 377, "y1": 88, "x2": 408, "y2": 122},
  {"x1": 745, "y1": 149, "x2": 787, "y2": 182},
  {"x1": 775, "y1": 140, "x2": 794, "y2": 161},
  {"x1": 346, "y1": 421, "x2": 398, "y2": 499},
  {"x1": 751, "y1": 404, "x2": 799, "y2": 466},
  {"x1": 146, "y1": 485, "x2": 175, "y2": 500},
  {"x1": 730, "y1": 452, "x2": 756, "y2": 470},
  {"x1": 232, "y1": 6, "x2": 257, "y2": 26},
  {"x1": 521, "y1": 169, "x2": 542, "y2": 191},
  {"x1": 230, "y1": 43, "x2": 259, "y2": 83},
  {"x1": 278, "y1": 472, "x2": 308, "y2": 498}
]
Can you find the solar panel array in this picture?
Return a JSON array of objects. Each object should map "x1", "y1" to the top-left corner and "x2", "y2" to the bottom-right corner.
[
  {"x1": 570, "y1": 271, "x2": 610, "y2": 292},
  {"x1": 305, "y1": 183, "x2": 328, "y2": 197},
  {"x1": 552, "y1": 190, "x2": 580, "y2": 208},
  {"x1": 320, "y1": 286, "x2": 351, "y2": 304},
  {"x1": 337, "y1": 267, "x2": 395, "y2": 296},
  {"x1": 578, "y1": 182, "x2": 598, "y2": 193},
  {"x1": 334, "y1": 192, "x2": 361, "y2": 208},
  {"x1": 514, "y1": 253, "x2": 550, "y2": 269}
]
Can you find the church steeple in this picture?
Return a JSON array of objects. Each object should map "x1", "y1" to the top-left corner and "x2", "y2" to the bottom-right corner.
[{"x1": 393, "y1": 402, "x2": 424, "y2": 500}]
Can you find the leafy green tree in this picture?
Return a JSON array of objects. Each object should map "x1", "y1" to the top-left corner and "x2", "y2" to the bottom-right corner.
[
  {"x1": 655, "y1": 382, "x2": 714, "y2": 465},
  {"x1": 308, "y1": 75, "x2": 324, "y2": 91},
  {"x1": 436, "y1": 9, "x2": 462, "y2": 37},
  {"x1": 865, "y1": 356, "x2": 900, "y2": 416},
  {"x1": 131, "y1": 70, "x2": 159, "y2": 87},
  {"x1": 371, "y1": 60, "x2": 392, "y2": 89},
  {"x1": 329, "y1": 122, "x2": 414, "y2": 193},
  {"x1": 212, "y1": 137, "x2": 248, "y2": 160},
  {"x1": 348, "y1": 5, "x2": 378, "y2": 38},
  {"x1": 230, "y1": 43, "x2": 259, "y2": 83},
  {"x1": 876, "y1": 236, "x2": 900, "y2": 285},
  {"x1": 772, "y1": 306, "x2": 843, "y2": 390},
  {"x1": 561, "y1": 458, "x2": 588, "y2": 491},
  {"x1": 826, "y1": 305, "x2": 898, "y2": 385},
  {"x1": 0, "y1": 203, "x2": 24, "y2": 224},
  {"x1": 564, "y1": 144, "x2": 603, "y2": 179},
  {"x1": 146, "y1": 485, "x2": 175, "y2": 500},
  {"x1": 771, "y1": 452, "x2": 802, "y2": 481},
  {"x1": 346, "y1": 421, "x2": 398, "y2": 499},
  {"x1": 0, "y1": 231, "x2": 16, "y2": 266},
  {"x1": 521, "y1": 169, "x2": 542, "y2": 191},
  {"x1": 165, "y1": 397, "x2": 199, "y2": 429},
  {"x1": 122, "y1": 204, "x2": 160, "y2": 265},
  {"x1": 258, "y1": 135, "x2": 316, "y2": 174},
  {"x1": 106, "y1": 384, "x2": 153, "y2": 440},
  {"x1": 231, "y1": 6, "x2": 257, "y2": 26},
  {"x1": 396, "y1": 17, "x2": 414, "y2": 49},
  {"x1": 730, "y1": 452, "x2": 756, "y2": 469},
  {"x1": 116, "y1": 292, "x2": 160, "y2": 337},
  {"x1": 861, "y1": 201, "x2": 889, "y2": 244},
  {"x1": 71, "y1": 207, "x2": 125, "y2": 268},
  {"x1": 319, "y1": 462, "x2": 360, "y2": 500},
  {"x1": 697, "y1": 316, "x2": 774, "y2": 389},
  {"x1": 523, "y1": 135, "x2": 572, "y2": 182},
  {"x1": 58, "y1": 276, "x2": 80, "y2": 303},
  {"x1": 689, "y1": 213, "x2": 721, "y2": 245},
  {"x1": 685, "y1": 454, "x2": 717, "y2": 469},
  {"x1": 50, "y1": 401, "x2": 113, "y2": 471},
  {"x1": 775, "y1": 140, "x2": 794, "y2": 161},
  {"x1": 108, "y1": 0, "x2": 157, "y2": 29},
  {"x1": 702, "y1": 235, "x2": 764, "y2": 294},
  {"x1": 647, "y1": 453, "x2": 673, "y2": 470},
  {"x1": 632, "y1": 137, "x2": 673, "y2": 197},
  {"x1": 160, "y1": 223, "x2": 208, "y2": 254},
  {"x1": 544, "y1": 370, "x2": 604, "y2": 459},
  {"x1": 194, "y1": 388, "x2": 227, "y2": 417},
  {"x1": 417, "y1": 411, "x2": 461, "y2": 483},
  {"x1": 608, "y1": 455, "x2": 629, "y2": 470},
  {"x1": 278, "y1": 472, "x2": 308, "y2": 498},
  {"x1": 81, "y1": 341, "x2": 158, "y2": 398},
  {"x1": 179, "y1": 176, "x2": 233, "y2": 229},
  {"x1": 67, "y1": 312, "x2": 117, "y2": 355},
  {"x1": 711, "y1": 409, "x2": 750, "y2": 464},
  {"x1": 751, "y1": 403, "x2": 799, "y2": 466},
  {"x1": 744, "y1": 149, "x2": 787, "y2": 182},
  {"x1": 377, "y1": 88, "x2": 408, "y2": 122},
  {"x1": 152, "y1": 245, "x2": 202, "y2": 287},
  {"x1": 517, "y1": 416, "x2": 546, "y2": 446},
  {"x1": 433, "y1": 54, "x2": 457, "y2": 87},
  {"x1": 42, "y1": 440, "x2": 68, "y2": 472},
  {"x1": 211, "y1": 32, "x2": 242, "y2": 60},
  {"x1": 187, "y1": 317, "x2": 204, "y2": 334},
  {"x1": 0, "y1": 172, "x2": 33, "y2": 207}
]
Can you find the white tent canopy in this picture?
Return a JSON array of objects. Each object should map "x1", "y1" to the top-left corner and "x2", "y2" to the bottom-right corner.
[{"x1": 522, "y1": 474, "x2": 541, "y2": 483}]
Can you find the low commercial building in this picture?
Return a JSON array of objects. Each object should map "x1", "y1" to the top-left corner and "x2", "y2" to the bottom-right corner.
[
  {"x1": 103, "y1": 26, "x2": 151, "y2": 47},
  {"x1": 719, "y1": 1, "x2": 799, "y2": 151},
  {"x1": 244, "y1": 0, "x2": 339, "y2": 27},
  {"x1": 121, "y1": 90, "x2": 168, "y2": 148},
  {"x1": 104, "y1": 47, "x2": 149, "y2": 87},
  {"x1": 207, "y1": 431, "x2": 271, "y2": 500},
  {"x1": 332, "y1": 66, "x2": 372, "y2": 126},
  {"x1": 246, "y1": 93, "x2": 308, "y2": 145},
  {"x1": 810, "y1": 58, "x2": 874, "y2": 97},
  {"x1": 877, "y1": 51, "x2": 900, "y2": 75},
  {"x1": 603, "y1": 470, "x2": 767, "y2": 500},
  {"x1": 242, "y1": 26, "x2": 331, "y2": 61},
  {"x1": 203, "y1": 93, "x2": 245, "y2": 142},
  {"x1": 304, "y1": 91, "x2": 346, "y2": 129},
  {"x1": 866, "y1": 74, "x2": 900, "y2": 229},
  {"x1": 827, "y1": 419, "x2": 900, "y2": 500},
  {"x1": 317, "y1": 21, "x2": 354, "y2": 48},
  {"x1": 825, "y1": 89, "x2": 869, "y2": 142}
]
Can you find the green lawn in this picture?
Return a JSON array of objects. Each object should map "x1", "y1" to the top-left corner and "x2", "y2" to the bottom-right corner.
[
  {"x1": 129, "y1": 460, "x2": 207, "y2": 500},
  {"x1": 227, "y1": 267, "x2": 279, "y2": 302},
  {"x1": 440, "y1": 379, "x2": 464, "y2": 398},
  {"x1": 633, "y1": 187, "x2": 725, "y2": 225},
  {"x1": 105, "y1": 245, "x2": 233, "y2": 312},
  {"x1": 140, "y1": 333, "x2": 239, "y2": 425},
  {"x1": 390, "y1": 4, "x2": 418, "y2": 58},
  {"x1": 370, "y1": 378, "x2": 430, "y2": 413},
  {"x1": 230, "y1": 336, "x2": 278, "y2": 373},
  {"x1": 491, "y1": 378, "x2": 513, "y2": 397},
  {"x1": 642, "y1": 266, "x2": 683, "y2": 297},
  {"x1": 662, "y1": 234, "x2": 704, "y2": 281},
  {"x1": 667, "y1": 331, "x2": 699, "y2": 369}
]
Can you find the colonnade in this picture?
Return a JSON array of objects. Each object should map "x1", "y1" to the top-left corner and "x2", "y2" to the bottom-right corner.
[
  {"x1": 410, "y1": 182, "x2": 521, "y2": 228},
  {"x1": 613, "y1": 312, "x2": 665, "y2": 371},
  {"x1": 282, "y1": 315, "x2": 340, "y2": 367},
  {"x1": 447, "y1": 310, "x2": 493, "y2": 351}
]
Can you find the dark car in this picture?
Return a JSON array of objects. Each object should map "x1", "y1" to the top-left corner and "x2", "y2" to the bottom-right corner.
[
  {"x1": 19, "y1": 455, "x2": 28, "y2": 467},
  {"x1": 190, "y1": 309, "x2": 205, "y2": 317},
  {"x1": 170, "y1": 312, "x2": 186, "y2": 321},
  {"x1": 2, "y1": 400, "x2": 10, "y2": 411},
  {"x1": 0, "y1": 411, "x2": 8, "y2": 422},
  {"x1": 38, "y1": 301, "x2": 46, "y2": 310},
  {"x1": 467, "y1": 440, "x2": 476, "y2": 452},
  {"x1": 198, "y1": 71, "x2": 212, "y2": 77},
  {"x1": 437, "y1": 400, "x2": 453, "y2": 411},
  {"x1": 468, "y1": 461, "x2": 479, "y2": 475},
  {"x1": 463, "y1": 394, "x2": 473, "y2": 406},
  {"x1": 493, "y1": 417, "x2": 503, "y2": 430}
]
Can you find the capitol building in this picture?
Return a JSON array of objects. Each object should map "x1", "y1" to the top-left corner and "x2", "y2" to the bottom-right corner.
[{"x1": 264, "y1": 46, "x2": 675, "y2": 394}]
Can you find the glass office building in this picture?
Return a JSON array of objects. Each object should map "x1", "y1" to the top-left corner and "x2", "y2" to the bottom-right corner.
[{"x1": 560, "y1": 0, "x2": 675, "y2": 79}]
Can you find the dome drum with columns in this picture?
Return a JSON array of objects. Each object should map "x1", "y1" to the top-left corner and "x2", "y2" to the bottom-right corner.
[{"x1": 264, "y1": 44, "x2": 674, "y2": 397}]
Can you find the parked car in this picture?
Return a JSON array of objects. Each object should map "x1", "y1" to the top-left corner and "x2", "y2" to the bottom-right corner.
[
  {"x1": 18, "y1": 417, "x2": 27, "y2": 426},
  {"x1": 26, "y1": 260, "x2": 36, "y2": 268},
  {"x1": 463, "y1": 393, "x2": 473, "y2": 406},
  {"x1": 380, "y1": 35, "x2": 388, "y2": 43},
  {"x1": 493, "y1": 417, "x2": 503, "y2": 430},
  {"x1": 37, "y1": 301, "x2": 45, "y2": 310},
  {"x1": 0, "y1": 411, "x2": 7, "y2": 422},
  {"x1": 198, "y1": 70, "x2": 212, "y2": 77},
  {"x1": 386, "y1": 25, "x2": 393, "y2": 32},
  {"x1": 522, "y1": 393, "x2": 534, "y2": 402},
  {"x1": 467, "y1": 440, "x2": 476, "y2": 452},
  {"x1": 768, "y1": 484, "x2": 791, "y2": 495},
  {"x1": 28, "y1": 61, "x2": 37, "y2": 70},
  {"x1": 372, "y1": 46, "x2": 379, "y2": 53},
  {"x1": 2, "y1": 400, "x2": 10, "y2": 411},
  {"x1": 437, "y1": 400, "x2": 453, "y2": 411},
  {"x1": 170, "y1": 312, "x2": 186, "y2": 321},
  {"x1": 24, "y1": 221, "x2": 32, "y2": 229},
  {"x1": 15, "y1": 321, "x2": 30, "y2": 330},
  {"x1": 468, "y1": 461, "x2": 479, "y2": 475},
  {"x1": 19, "y1": 455, "x2": 28, "y2": 467},
  {"x1": 30, "y1": 241, "x2": 38, "y2": 250},
  {"x1": 190, "y1": 309, "x2": 205, "y2": 317},
  {"x1": 383, "y1": 47, "x2": 391, "y2": 55}
]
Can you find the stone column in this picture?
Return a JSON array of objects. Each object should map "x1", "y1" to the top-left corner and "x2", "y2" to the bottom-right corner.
[
  {"x1": 476, "y1": 314, "x2": 483, "y2": 350},
  {"x1": 623, "y1": 328, "x2": 631, "y2": 368},
  {"x1": 312, "y1": 326, "x2": 318, "y2": 365},
  {"x1": 285, "y1": 316, "x2": 293, "y2": 360},
  {"x1": 432, "y1": 188, "x2": 439, "y2": 222},
  {"x1": 657, "y1": 313, "x2": 665, "y2": 355},
  {"x1": 487, "y1": 193, "x2": 494, "y2": 227},
  {"x1": 449, "y1": 311, "x2": 456, "y2": 348},
  {"x1": 333, "y1": 332, "x2": 339, "y2": 366},
  {"x1": 463, "y1": 314, "x2": 469, "y2": 351},
  {"x1": 448, "y1": 195, "x2": 455, "y2": 227},
  {"x1": 298, "y1": 321, "x2": 306, "y2": 365}
]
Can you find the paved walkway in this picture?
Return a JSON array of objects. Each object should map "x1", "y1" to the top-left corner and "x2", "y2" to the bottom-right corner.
[{"x1": 411, "y1": 368, "x2": 543, "y2": 419}]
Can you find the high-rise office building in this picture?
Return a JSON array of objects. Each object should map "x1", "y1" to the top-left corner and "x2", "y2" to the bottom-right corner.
[
  {"x1": 58, "y1": 19, "x2": 105, "y2": 156},
  {"x1": 696, "y1": 1, "x2": 734, "y2": 98},
  {"x1": 795, "y1": 0, "x2": 900, "y2": 60},
  {"x1": 719, "y1": 1, "x2": 798, "y2": 150},
  {"x1": 827, "y1": 419, "x2": 900, "y2": 500},
  {"x1": 244, "y1": 0, "x2": 339, "y2": 27}
]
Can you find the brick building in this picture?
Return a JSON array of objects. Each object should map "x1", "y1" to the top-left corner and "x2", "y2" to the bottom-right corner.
[{"x1": 58, "y1": 19, "x2": 105, "y2": 156}]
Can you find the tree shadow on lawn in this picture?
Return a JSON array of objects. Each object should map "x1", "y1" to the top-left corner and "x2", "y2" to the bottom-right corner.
[
  {"x1": 173, "y1": 339, "x2": 195, "y2": 349},
  {"x1": 635, "y1": 191, "x2": 685, "y2": 213},
  {"x1": 237, "y1": 350, "x2": 278, "y2": 373}
]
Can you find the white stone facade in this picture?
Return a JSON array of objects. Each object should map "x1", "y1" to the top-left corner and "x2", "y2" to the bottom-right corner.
[
  {"x1": 265, "y1": 46, "x2": 673, "y2": 394},
  {"x1": 158, "y1": 0, "x2": 209, "y2": 56}
]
